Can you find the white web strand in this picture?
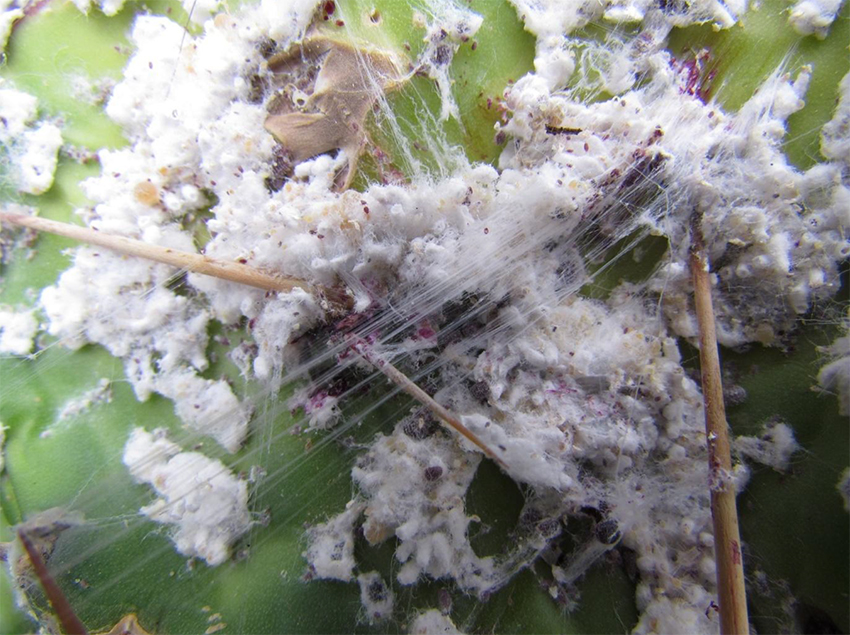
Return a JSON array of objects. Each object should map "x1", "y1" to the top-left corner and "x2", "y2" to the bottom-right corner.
[{"x1": 1, "y1": 0, "x2": 848, "y2": 632}]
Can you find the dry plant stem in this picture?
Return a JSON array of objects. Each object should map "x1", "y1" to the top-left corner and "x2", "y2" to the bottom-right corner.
[
  {"x1": 0, "y1": 211, "x2": 318, "y2": 297},
  {"x1": 2, "y1": 211, "x2": 500, "y2": 463},
  {"x1": 351, "y1": 339, "x2": 509, "y2": 469},
  {"x1": 17, "y1": 529, "x2": 88, "y2": 635},
  {"x1": 690, "y1": 230, "x2": 750, "y2": 635},
  {"x1": 376, "y1": 359, "x2": 509, "y2": 469}
]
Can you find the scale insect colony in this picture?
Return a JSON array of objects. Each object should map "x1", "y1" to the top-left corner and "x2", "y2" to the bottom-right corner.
[{"x1": 0, "y1": 0, "x2": 847, "y2": 632}]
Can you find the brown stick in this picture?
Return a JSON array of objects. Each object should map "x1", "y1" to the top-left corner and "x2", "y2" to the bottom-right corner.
[
  {"x1": 3, "y1": 210, "x2": 499, "y2": 464},
  {"x1": 0, "y1": 211, "x2": 316, "y2": 297},
  {"x1": 350, "y1": 338, "x2": 509, "y2": 469},
  {"x1": 690, "y1": 229, "x2": 749, "y2": 635},
  {"x1": 18, "y1": 529, "x2": 88, "y2": 635}
]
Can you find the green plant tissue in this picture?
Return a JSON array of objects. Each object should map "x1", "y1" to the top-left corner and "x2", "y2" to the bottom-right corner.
[{"x1": 0, "y1": 0, "x2": 847, "y2": 633}]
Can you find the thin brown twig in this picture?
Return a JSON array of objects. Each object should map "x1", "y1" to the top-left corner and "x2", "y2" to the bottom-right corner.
[
  {"x1": 690, "y1": 226, "x2": 750, "y2": 635},
  {"x1": 2, "y1": 209, "x2": 503, "y2": 468},
  {"x1": 350, "y1": 338, "x2": 509, "y2": 469},
  {"x1": 17, "y1": 529, "x2": 88, "y2": 635},
  {"x1": 0, "y1": 211, "x2": 351, "y2": 310}
]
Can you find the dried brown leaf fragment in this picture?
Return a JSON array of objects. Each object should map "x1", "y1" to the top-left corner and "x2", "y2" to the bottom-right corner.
[{"x1": 264, "y1": 35, "x2": 407, "y2": 190}]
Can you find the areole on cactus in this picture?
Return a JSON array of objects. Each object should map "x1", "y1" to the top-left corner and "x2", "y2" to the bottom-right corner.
[{"x1": 0, "y1": 0, "x2": 847, "y2": 633}]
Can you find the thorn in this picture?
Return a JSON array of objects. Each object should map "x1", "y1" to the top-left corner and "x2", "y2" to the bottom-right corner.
[
  {"x1": 349, "y1": 336, "x2": 509, "y2": 470},
  {"x1": 0, "y1": 211, "x2": 351, "y2": 313},
  {"x1": 17, "y1": 529, "x2": 87, "y2": 635},
  {"x1": 690, "y1": 226, "x2": 749, "y2": 635}
]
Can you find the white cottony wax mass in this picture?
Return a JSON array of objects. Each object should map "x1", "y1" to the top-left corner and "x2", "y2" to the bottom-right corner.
[
  {"x1": 122, "y1": 427, "x2": 252, "y2": 566},
  {"x1": 734, "y1": 423, "x2": 801, "y2": 472},
  {"x1": 0, "y1": 85, "x2": 62, "y2": 195},
  {"x1": 0, "y1": 306, "x2": 38, "y2": 355},
  {"x1": 21, "y1": 0, "x2": 845, "y2": 629},
  {"x1": 788, "y1": 0, "x2": 845, "y2": 37}
]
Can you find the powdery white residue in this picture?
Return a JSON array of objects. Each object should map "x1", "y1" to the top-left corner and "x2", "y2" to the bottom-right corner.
[
  {"x1": 416, "y1": 1, "x2": 483, "y2": 121},
  {"x1": 0, "y1": 306, "x2": 38, "y2": 355},
  {"x1": 305, "y1": 293, "x2": 719, "y2": 615},
  {"x1": 499, "y1": 59, "x2": 850, "y2": 347},
  {"x1": 688, "y1": 66, "x2": 848, "y2": 339},
  {"x1": 37, "y1": 11, "x2": 287, "y2": 453},
  {"x1": 41, "y1": 379, "x2": 113, "y2": 439},
  {"x1": 75, "y1": 0, "x2": 222, "y2": 24},
  {"x1": 181, "y1": 0, "x2": 224, "y2": 25},
  {"x1": 513, "y1": 0, "x2": 746, "y2": 32},
  {"x1": 532, "y1": 36, "x2": 576, "y2": 91},
  {"x1": 40, "y1": 245, "x2": 251, "y2": 451},
  {"x1": 507, "y1": 0, "x2": 744, "y2": 91},
  {"x1": 15, "y1": 123, "x2": 63, "y2": 195},
  {"x1": 67, "y1": 75, "x2": 116, "y2": 108},
  {"x1": 106, "y1": 14, "x2": 263, "y2": 171},
  {"x1": 258, "y1": 0, "x2": 320, "y2": 41},
  {"x1": 288, "y1": 384, "x2": 340, "y2": 430},
  {"x1": 91, "y1": 7, "x2": 744, "y2": 625},
  {"x1": 734, "y1": 422, "x2": 800, "y2": 472},
  {"x1": 633, "y1": 594, "x2": 719, "y2": 635},
  {"x1": 461, "y1": 413, "x2": 574, "y2": 490},
  {"x1": 821, "y1": 70, "x2": 850, "y2": 166},
  {"x1": 199, "y1": 158, "x2": 514, "y2": 386},
  {"x1": 261, "y1": 31, "x2": 816, "y2": 603},
  {"x1": 818, "y1": 317, "x2": 850, "y2": 415},
  {"x1": 661, "y1": 65, "x2": 838, "y2": 342},
  {"x1": 34, "y1": 0, "x2": 849, "y2": 630},
  {"x1": 123, "y1": 427, "x2": 252, "y2": 566},
  {"x1": 57, "y1": 378, "x2": 112, "y2": 421},
  {"x1": 71, "y1": 0, "x2": 127, "y2": 16},
  {"x1": 303, "y1": 499, "x2": 366, "y2": 582},
  {"x1": 408, "y1": 610, "x2": 463, "y2": 635},
  {"x1": 490, "y1": 300, "x2": 720, "y2": 621},
  {"x1": 42, "y1": 248, "x2": 206, "y2": 362},
  {"x1": 0, "y1": 85, "x2": 36, "y2": 135},
  {"x1": 357, "y1": 571, "x2": 394, "y2": 624},
  {"x1": 352, "y1": 426, "x2": 495, "y2": 592},
  {"x1": 156, "y1": 370, "x2": 251, "y2": 454},
  {"x1": 507, "y1": 0, "x2": 602, "y2": 37},
  {"x1": 92, "y1": 9, "x2": 314, "y2": 383},
  {"x1": 0, "y1": 85, "x2": 62, "y2": 195},
  {"x1": 788, "y1": 0, "x2": 845, "y2": 37},
  {"x1": 837, "y1": 467, "x2": 850, "y2": 511}
]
